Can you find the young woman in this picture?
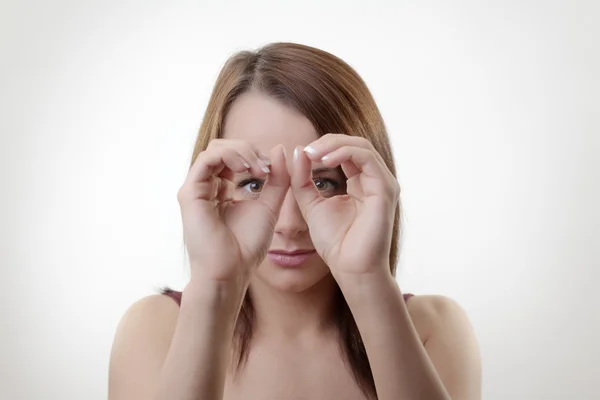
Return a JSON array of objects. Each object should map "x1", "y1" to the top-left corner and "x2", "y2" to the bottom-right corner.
[{"x1": 108, "y1": 42, "x2": 481, "y2": 400}]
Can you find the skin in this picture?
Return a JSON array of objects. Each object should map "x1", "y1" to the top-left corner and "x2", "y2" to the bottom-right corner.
[{"x1": 108, "y1": 92, "x2": 482, "y2": 400}]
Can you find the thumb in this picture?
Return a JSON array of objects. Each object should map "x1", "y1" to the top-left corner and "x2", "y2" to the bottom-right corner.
[
  {"x1": 257, "y1": 144, "x2": 289, "y2": 216},
  {"x1": 290, "y1": 146, "x2": 322, "y2": 219}
]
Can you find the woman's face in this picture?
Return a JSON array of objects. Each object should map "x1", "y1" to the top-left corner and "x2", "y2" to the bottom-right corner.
[{"x1": 222, "y1": 91, "x2": 345, "y2": 292}]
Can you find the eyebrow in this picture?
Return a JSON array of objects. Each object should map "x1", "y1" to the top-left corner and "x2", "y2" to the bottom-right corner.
[
  {"x1": 236, "y1": 167, "x2": 341, "y2": 178},
  {"x1": 312, "y1": 167, "x2": 339, "y2": 175}
]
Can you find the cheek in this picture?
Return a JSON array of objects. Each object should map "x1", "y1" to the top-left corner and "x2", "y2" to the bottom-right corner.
[
  {"x1": 231, "y1": 187, "x2": 260, "y2": 201},
  {"x1": 232, "y1": 190, "x2": 245, "y2": 201}
]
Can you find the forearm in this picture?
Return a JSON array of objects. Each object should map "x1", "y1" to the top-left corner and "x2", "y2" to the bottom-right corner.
[
  {"x1": 339, "y1": 273, "x2": 450, "y2": 400},
  {"x1": 155, "y1": 278, "x2": 247, "y2": 400}
]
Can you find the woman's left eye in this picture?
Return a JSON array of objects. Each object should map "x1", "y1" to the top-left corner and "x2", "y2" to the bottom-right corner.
[
  {"x1": 313, "y1": 178, "x2": 338, "y2": 192},
  {"x1": 238, "y1": 179, "x2": 265, "y2": 195}
]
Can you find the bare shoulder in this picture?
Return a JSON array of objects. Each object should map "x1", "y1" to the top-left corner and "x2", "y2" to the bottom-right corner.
[
  {"x1": 405, "y1": 294, "x2": 474, "y2": 344},
  {"x1": 405, "y1": 294, "x2": 468, "y2": 319},
  {"x1": 108, "y1": 294, "x2": 180, "y2": 399},
  {"x1": 112, "y1": 294, "x2": 180, "y2": 342},
  {"x1": 406, "y1": 294, "x2": 482, "y2": 399}
]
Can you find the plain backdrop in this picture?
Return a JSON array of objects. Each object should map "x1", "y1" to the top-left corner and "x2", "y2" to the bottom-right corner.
[{"x1": 1, "y1": 0, "x2": 598, "y2": 399}]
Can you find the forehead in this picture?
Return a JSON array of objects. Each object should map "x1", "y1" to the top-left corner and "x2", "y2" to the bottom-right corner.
[{"x1": 222, "y1": 91, "x2": 319, "y2": 153}]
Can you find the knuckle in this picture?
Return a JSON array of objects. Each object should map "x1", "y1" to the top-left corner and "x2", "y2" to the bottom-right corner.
[
  {"x1": 176, "y1": 185, "x2": 188, "y2": 204},
  {"x1": 207, "y1": 138, "x2": 224, "y2": 149},
  {"x1": 391, "y1": 181, "x2": 401, "y2": 199},
  {"x1": 209, "y1": 140, "x2": 245, "y2": 157},
  {"x1": 203, "y1": 144, "x2": 229, "y2": 160},
  {"x1": 339, "y1": 145, "x2": 351, "y2": 154},
  {"x1": 321, "y1": 133, "x2": 337, "y2": 142},
  {"x1": 358, "y1": 137, "x2": 373, "y2": 149},
  {"x1": 195, "y1": 149, "x2": 209, "y2": 161}
]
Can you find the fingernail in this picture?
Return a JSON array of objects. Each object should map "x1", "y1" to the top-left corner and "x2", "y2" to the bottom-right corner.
[
  {"x1": 293, "y1": 147, "x2": 299, "y2": 162},
  {"x1": 321, "y1": 155, "x2": 329, "y2": 161},
  {"x1": 257, "y1": 159, "x2": 270, "y2": 173},
  {"x1": 282, "y1": 147, "x2": 287, "y2": 161},
  {"x1": 303, "y1": 145, "x2": 317, "y2": 155},
  {"x1": 241, "y1": 159, "x2": 251, "y2": 168},
  {"x1": 258, "y1": 151, "x2": 271, "y2": 166}
]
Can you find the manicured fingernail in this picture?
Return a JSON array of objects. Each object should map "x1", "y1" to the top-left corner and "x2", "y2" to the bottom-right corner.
[
  {"x1": 257, "y1": 159, "x2": 270, "y2": 173},
  {"x1": 321, "y1": 154, "x2": 329, "y2": 161},
  {"x1": 258, "y1": 151, "x2": 271, "y2": 165},
  {"x1": 241, "y1": 159, "x2": 251, "y2": 168},
  {"x1": 282, "y1": 147, "x2": 287, "y2": 161},
  {"x1": 303, "y1": 145, "x2": 317, "y2": 155},
  {"x1": 293, "y1": 147, "x2": 299, "y2": 161}
]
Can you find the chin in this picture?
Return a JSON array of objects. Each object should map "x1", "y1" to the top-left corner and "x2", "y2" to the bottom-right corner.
[{"x1": 253, "y1": 260, "x2": 332, "y2": 293}]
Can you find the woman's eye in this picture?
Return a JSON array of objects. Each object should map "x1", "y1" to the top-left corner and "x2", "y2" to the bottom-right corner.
[
  {"x1": 313, "y1": 178, "x2": 337, "y2": 192},
  {"x1": 239, "y1": 179, "x2": 264, "y2": 194}
]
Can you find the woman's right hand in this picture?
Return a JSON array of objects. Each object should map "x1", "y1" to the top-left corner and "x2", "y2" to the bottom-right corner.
[{"x1": 177, "y1": 139, "x2": 289, "y2": 285}]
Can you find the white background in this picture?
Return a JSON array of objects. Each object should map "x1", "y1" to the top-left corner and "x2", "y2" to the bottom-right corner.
[{"x1": 1, "y1": 1, "x2": 599, "y2": 399}]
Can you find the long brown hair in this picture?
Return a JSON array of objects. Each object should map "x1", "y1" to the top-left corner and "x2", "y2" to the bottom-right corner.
[{"x1": 190, "y1": 42, "x2": 400, "y2": 399}]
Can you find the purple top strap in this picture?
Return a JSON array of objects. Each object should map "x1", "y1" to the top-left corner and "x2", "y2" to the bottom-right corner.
[{"x1": 162, "y1": 288, "x2": 414, "y2": 306}]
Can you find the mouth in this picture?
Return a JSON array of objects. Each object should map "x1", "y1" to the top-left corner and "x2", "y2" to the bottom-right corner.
[{"x1": 267, "y1": 249, "x2": 316, "y2": 267}]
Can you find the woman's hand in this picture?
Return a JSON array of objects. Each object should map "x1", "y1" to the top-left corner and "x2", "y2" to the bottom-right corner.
[
  {"x1": 177, "y1": 140, "x2": 289, "y2": 285},
  {"x1": 291, "y1": 134, "x2": 400, "y2": 281}
]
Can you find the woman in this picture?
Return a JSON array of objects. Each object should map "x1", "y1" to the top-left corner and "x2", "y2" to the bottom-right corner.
[{"x1": 108, "y1": 42, "x2": 481, "y2": 400}]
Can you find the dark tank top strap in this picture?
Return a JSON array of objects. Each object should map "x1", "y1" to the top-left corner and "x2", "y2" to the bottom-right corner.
[
  {"x1": 162, "y1": 288, "x2": 413, "y2": 306},
  {"x1": 161, "y1": 288, "x2": 182, "y2": 306}
]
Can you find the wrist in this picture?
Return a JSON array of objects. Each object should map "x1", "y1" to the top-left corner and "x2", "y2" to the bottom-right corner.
[
  {"x1": 335, "y1": 269, "x2": 399, "y2": 303},
  {"x1": 334, "y1": 267, "x2": 395, "y2": 289},
  {"x1": 183, "y1": 275, "x2": 249, "y2": 312}
]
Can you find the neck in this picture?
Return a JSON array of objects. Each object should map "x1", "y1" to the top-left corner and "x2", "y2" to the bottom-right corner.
[{"x1": 248, "y1": 274, "x2": 339, "y2": 340}]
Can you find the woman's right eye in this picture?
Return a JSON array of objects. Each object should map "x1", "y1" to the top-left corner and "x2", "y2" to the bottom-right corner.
[{"x1": 238, "y1": 179, "x2": 264, "y2": 195}]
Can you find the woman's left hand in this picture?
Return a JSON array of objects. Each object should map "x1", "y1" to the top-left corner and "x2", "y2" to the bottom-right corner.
[{"x1": 291, "y1": 133, "x2": 400, "y2": 281}]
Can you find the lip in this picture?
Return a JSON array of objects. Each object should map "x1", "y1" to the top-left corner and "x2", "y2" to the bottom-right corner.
[{"x1": 267, "y1": 249, "x2": 316, "y2": 267}]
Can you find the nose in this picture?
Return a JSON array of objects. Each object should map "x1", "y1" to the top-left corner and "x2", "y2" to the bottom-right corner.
[{"x1": 274, "y1": 188, "x2": 308, "y2": 238}]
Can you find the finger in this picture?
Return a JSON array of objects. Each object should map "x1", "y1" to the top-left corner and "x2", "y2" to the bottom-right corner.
[
  {"x1": 216, "y1": 177, "x2": 235, "y2": 203},
  {"x1": 178, "y1": 176, "x2": 219, "y2": 204},
  {"x1": 291, "y1": 145, "x2": 323, "y2": 217},
  {"x1": 303, "y1": 133, "x2": 390, "y2": 172},
  {"x1": 257, "y1": 145, "x2": 290, "y2": 216},
  {"x1": 210, "y1": 139, "x2": 271, "y2": 164},
  {"x1": 209, "y1": 139, "x2": 271, "y2": 178},
  {"x1": 303, "y1": 133, "x2": 372, "y2": 159},
  {"x1": 340, "y1": 160, "x2": 361, "y2": 180},
  {"x1": 187, "y1": 147, "x2": 250, "y2": 184},
  {"x1": 320, "y1": 145, "x2": 383, "y2": 179}
]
